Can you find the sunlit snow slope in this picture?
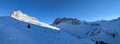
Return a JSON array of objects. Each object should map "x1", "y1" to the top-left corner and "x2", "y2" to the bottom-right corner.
[{"x1": 0, "y1": 11, "x2": 94, "y2": 44}]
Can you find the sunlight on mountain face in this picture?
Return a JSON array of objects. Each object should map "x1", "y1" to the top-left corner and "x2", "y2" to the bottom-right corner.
[
  {"x1": 0, "y1": 9, "x2": 120, "y2": 44},
  {"x1": 0, "y1": 0, "x2": 120, "y2": 44},
  {"x1": 10, "y1": 10, "x2": 60, "y2": 30},
  {"x1": 0, "y1": 10, "x2": 96, "y2": 44}
]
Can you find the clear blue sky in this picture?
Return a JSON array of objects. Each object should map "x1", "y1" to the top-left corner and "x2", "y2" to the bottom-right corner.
[{"x1": 0, "y1": 0, "x2": 120, "y2": 24}]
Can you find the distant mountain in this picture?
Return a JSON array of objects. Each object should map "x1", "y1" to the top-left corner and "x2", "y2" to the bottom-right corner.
[
  {"x1": 52, "y1": 17, "x2": 120, "y2": 44},
  {"x1": 52, "y1": 17, "x2": 81, "y2": 25},
  {"x1": 0, "y1": 11, "x2": 94, "y2": 44}
]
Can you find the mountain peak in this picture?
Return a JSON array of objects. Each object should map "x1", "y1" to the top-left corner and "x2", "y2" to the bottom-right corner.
[
  {"x1": 52, "y1": 17, "x2": 81, "y2": 25},
  {"x1": 10, "y1": 10, "x2": 39, "y2": 22}
]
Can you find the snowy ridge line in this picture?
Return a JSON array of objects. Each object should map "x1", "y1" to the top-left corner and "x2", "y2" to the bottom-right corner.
[{"x1": 10, "y1": 10, "x2": 60, "y2": 30}]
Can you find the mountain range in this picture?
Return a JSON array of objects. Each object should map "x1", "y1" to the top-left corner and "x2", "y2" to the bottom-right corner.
[
  {"x1": 52, "y1": 16, "x2": 120, "y2": 44},
  {"x1": 1, "y1": 10, "x2": 120, "y2": 44}
]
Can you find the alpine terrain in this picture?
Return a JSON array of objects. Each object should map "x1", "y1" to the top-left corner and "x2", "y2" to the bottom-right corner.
[
  {"x1": 52, "y1": 17, "x2": 120, "y2": 44},
  {"x1": 0, "y1": 11, "x2": 95, "y2": 44}
]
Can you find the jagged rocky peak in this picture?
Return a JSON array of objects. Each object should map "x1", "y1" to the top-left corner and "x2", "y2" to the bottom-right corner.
[
  {"x1": 10, "y1": 10, "x2": 39, "y2": 22},
  {"x1": 53, "y1": 17, "x2": 81, "y2": 25},
  {"x1": 115, "y1": 17, "x2": 120, "y2": 20}
]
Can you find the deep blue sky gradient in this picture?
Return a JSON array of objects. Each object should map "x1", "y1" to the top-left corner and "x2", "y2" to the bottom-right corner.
[{"x1": 0, "y1": 0, "x2": 120, "y2": 24}]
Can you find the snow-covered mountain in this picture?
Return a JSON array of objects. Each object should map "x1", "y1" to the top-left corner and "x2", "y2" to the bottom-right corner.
[
  {"x1": 52, "y1": 17, "x2": 120, "y2": 44},
  {"x1": 0, "y1": 11, "x2": 95, "y2": 44},
  {"x1": 11, "y1": 10, "x2": 59, "y2": 30}
]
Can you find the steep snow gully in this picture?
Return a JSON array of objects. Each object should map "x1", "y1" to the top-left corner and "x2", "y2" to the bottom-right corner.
[{"x1": 0, "y1": 11, "x2": 95, "y2": 44}]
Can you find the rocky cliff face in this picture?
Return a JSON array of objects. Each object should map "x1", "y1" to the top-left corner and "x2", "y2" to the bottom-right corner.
[
  {"x1": 10, "y1": 10, "x2": 59, "y2": 30},
  {"x1": 52, "y1": 17, "x2": 81, "y2": 25}
]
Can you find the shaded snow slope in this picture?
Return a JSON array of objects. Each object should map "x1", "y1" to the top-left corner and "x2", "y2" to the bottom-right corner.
[
  {"x1": 10, "y1": 10, "x2": 59, "y2": 30},
  {"x1": 0, "y1": 16, "x2": 95, "y2": 44},
  {"x1": 53, "y1": 17, "x2": 120, "y2": 44},
  {"x1": 0, "y1": 10, "x2": 95, "y2": 44}
]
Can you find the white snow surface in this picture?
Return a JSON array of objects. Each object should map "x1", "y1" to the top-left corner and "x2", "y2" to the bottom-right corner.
[
  {"x1": 0, "y1": 11, "x2": 95, "y2": 44},
  {"x1": 10, "y1": 10, "x2": 59, "y2": 30},
  {"x1": 53, "y1": 18, "x2": 120, "y2": 44},
  {"x1": 0, "y1": 16, "x2": 95, "y2": 44}
]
